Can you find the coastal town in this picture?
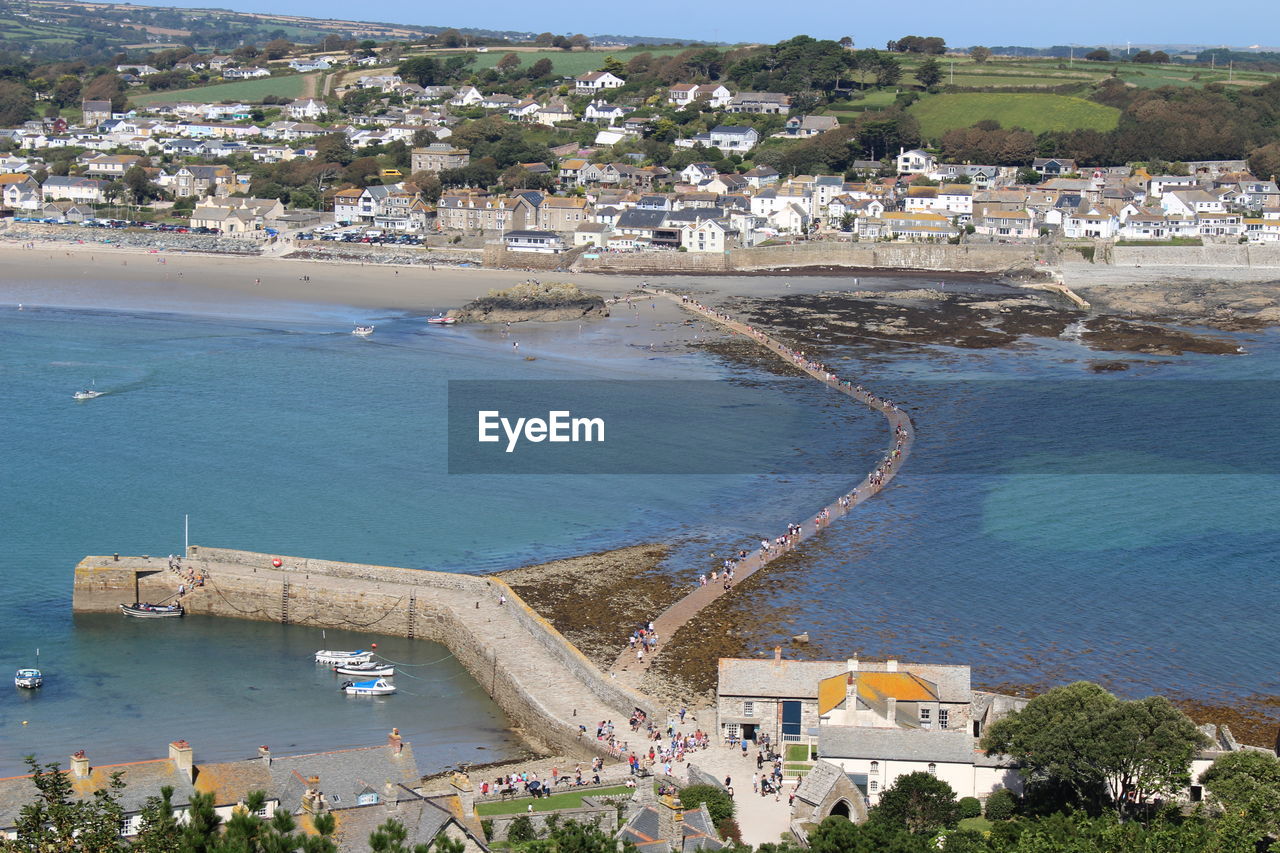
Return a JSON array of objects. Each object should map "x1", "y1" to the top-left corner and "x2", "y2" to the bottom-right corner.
[{"x1": 2, "y1": 15, "x2": 1280, "y2": 853}]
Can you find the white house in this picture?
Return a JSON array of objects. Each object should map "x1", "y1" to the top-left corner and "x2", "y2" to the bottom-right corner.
[
  {"x1": 896, "y1": 149, "x2": 936, "y2": 175},
  {"x1": 708, "y1": 125, "x2": 759, "y2": 153},
  {"x1": 573, "y1": 71, "x2": 624, "y2": 95},
  {"x1": 449, "y1": 86, "x2": 482, "y2": 106},
  {"x1": 667, "y1": 83, "x2": 733, "y2": 109},
  {"x1": 286, "y1": 99, "x2": 328, "y2": 120},
  {"x1": 681, "y1": 218, "x2": 733, "y2": 252},
  {"x1": 41, "y1": 175, "x2": 108, "y2": 204},
  {"x1": 584, "y1": 101, "x2": 632, "y2": 125},
  {"x1": 1162, "y1": 189, "x2": 1225, "y2": 217},
  {"x1": 502, "y1": 229, "x2": 566, "y2": 253},
  {"x1": 288, "y1": 58, "x2": 331, "y2": 72},
  {"x1": 1062, "y1": 208, "x2": 1120, "y2": 239},
  {"x1": 680, "y1": 163, "x2": 718, "y2": 185},
  {"x1": 223, "y1": 67, "x2": 270, "y2": 79}
]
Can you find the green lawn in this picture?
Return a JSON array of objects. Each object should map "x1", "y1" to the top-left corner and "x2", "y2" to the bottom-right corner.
[
  {"x1": 131, "y1": 74, "x2": 313, "y2": 105},
  {"x1": 959, "y1": 816, "x2": 994, "y2": 833},
  {"x1": 909, "y1": 92, "x2": 1121, "y2": 139},
  {"x1": 785, "y1": 744, "x2": 813, "y2": 762},
  {"x1": 474, "y1": 785, "x2": 633, "y2": 816}
]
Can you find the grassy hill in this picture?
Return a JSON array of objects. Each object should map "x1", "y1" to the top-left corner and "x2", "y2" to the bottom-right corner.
[
  {"x1": 131, "y1": 74, "x2": 314, "y2": 105},
  {"x1": 909, "y1": 92, "x2": 1121, "y2": 139}
]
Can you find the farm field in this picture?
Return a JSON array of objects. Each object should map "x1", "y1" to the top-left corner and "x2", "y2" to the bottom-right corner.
[
  {"x1": 909, "y1": 92, "x2": 1122, "y2": 138},
  {"x1": 131, "y1": 73, "x2": 314, "y2": 105}
]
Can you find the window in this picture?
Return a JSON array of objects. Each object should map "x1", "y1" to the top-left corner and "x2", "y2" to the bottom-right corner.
[
  {"x1": 356, "y1": 791, "x2": 379, "y2": 806},
  {"x1": 726, "y1": 723, "x2": 739, "y2": 739},
  {"x1": 927, "y1": 763, "x2": 937, "y2": 775},
  {"x1": 743, "y1": 701, "x2": 755, "y2": 717},
  {"x1": 869, "y1": 761, "x2": 878, "y2": 774},
  {"x1": 920, "y1": 707, "x2": 931, "y2": 727},
  {"x1": 939, "y1": 709, "x2": 950, "y2": 730},
  {"x1": 869, "y1": 780, "x2": 878, "y2": 793}
]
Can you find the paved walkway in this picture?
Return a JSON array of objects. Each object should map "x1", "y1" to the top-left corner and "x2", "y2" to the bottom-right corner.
[
  {"x1": 680, "y1": 742, "x2": 797, "y2": 847},
  {"x1": 612, "y1": 289, "x2": 915, "y2": 678}
]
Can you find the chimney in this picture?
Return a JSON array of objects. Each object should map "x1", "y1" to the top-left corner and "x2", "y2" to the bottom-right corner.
[
  {"x1": 383, "y1": 781, "x2": 399, "y2": 811},
  {"x1": 773, "y1": 646, "x2": 782, "y2": 665},
  {"x1": 169, "y1": 740, "x2": 194, "y2": 782},
  {"x1": 301, "y1": 776, "x2": 326, "y2": 814},
  {"x1": 258, "y1": 745, "x2": 271, "y2": 765},
  {"x1": 885, "y1": 697, "x2": 897, "y2": 725},
  {"x1": 71, "y1": 750, "x2": 90, "y2": 779},
  {"x1": 388, "y1": 728, "x2": 403, "y2": 755},
  {"x1": 886, "y1": 658, "x2": 898, "y2": 672}
]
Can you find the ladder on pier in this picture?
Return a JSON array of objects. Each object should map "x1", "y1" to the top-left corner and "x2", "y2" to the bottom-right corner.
[
  {"x1": 407, "y1": 593, "x2": 416, "y2": 640},
  {"x1": 280, "y1": 580, "x2": 291, "y2": 625}
]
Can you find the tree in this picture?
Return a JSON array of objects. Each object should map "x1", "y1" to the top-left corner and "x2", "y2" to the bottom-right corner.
[
  {"x1": 984, "y1": 788, "x2": 1016, "y2": 820},
  {"x1": 839, "y1": 36, "x2": 854, "y2": 49},
  {"x1": 398, "y1": 56, "x2": 442, "y2": 87},
  {"x1": 315, "y1": 133, "x2": 355, "y2": 166},
  {"x1": 7, "y1": 757, "x2": 126, "y2": 852},
  {"x1": 678, "y1": 785, "x2": 734, "y2": 824},
  {"x1": 869, "y1": 771, "x2": 960, "y2": 835},
  {"x1": 567, "y1": 34, "x2": 591, "y2": 50},
  {"x1": 507, "y1": 815, "x2": 538, "y2": 843},
  {"x1": 807, "y1": 815, "x2": 860, "y2": 853},
  {"x1": 1247, "y1": 142, "x2": 1280, "y2": 180},
  {"x1": 529, "y1": 58, "x2": 554, "y2": 79},
  {"x1": 262, "y1": 38, "x2": 293, "y2": 60},
  {"x1": 982, "y1": 682, "x2": 1207, "y2": 815},
  {"x1": 123, "y1": 165, "x2": 160, "y2": 204},
  {"x1": 497, "y1": 52, "x2": 521, "y2": 74},
  {"x1": 1016, "y1": 166, "x2": 1042, "y2": 184},
  {"x1": 600, "y1": 55, "x2": 627, "y2": 77},
  {"x1": 970, "y1": 46, "x2": 992, "y2": 64},
  {"x1": 1200, "y1": 750, "x2": 1280, "y2": 840},
  {"x1": 1085, "y1": 49, "x2": 1111, "y2": 61},
  {"x1": 0, "y1": 80, "x2": 35, "y2": 127},
  {"x1": 914, "y1": 57, "x2": 942, "y2": 89}
]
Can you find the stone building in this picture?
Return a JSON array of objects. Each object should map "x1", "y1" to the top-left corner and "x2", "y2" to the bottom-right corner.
[{"x1": 411, "y1": 143, "x2": 471, "y2": 174}]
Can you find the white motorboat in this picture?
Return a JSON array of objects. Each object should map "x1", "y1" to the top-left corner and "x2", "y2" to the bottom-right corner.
[
  {"x1": 334, "y1": 662, "x2": 393, "y2": 677},
  {"x1": 73, "y1": 388, "x2": 104, "y2": 400},
  {"x1": 341, "y1": 678, "x2": 396, "y2": 696},
  {"x1": 352, "y1": 325, "x2": 374, "y2": 336},
  {"x1": 315, "y1": 649, "x2": 374, "y2": 665},
  {"x1": 15, "y1": 668, "x2": 43, "y2": 689},
  {"x1": 426, "y1": 315, "x2": 456, "y2": 325}
]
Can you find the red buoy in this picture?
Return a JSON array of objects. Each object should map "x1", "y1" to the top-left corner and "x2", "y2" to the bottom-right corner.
[
  {"x1": 272, "y1": 558, "x2": 282, "y2": 568},
  {"x1": 371, "y1": 643, "x2": 378, "y2": 649}
]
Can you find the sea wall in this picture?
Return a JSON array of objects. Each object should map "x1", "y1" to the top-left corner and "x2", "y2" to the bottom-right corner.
[
  {"x1": 1110, "y1": 244, "x2": 1280, "y2": 268},
  {"x1": 72, "y1": 548, "x2": 657, "y2": 759}
]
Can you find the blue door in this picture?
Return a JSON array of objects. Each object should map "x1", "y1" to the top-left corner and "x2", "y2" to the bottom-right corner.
[{"x1": 782, "y1": 700, "x2": 802, "y2": 741}]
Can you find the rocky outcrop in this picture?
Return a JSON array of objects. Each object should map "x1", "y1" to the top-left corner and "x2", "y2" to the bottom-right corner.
[{"x1": 450, "y1": 281, "x2": 607, "y2": 324}]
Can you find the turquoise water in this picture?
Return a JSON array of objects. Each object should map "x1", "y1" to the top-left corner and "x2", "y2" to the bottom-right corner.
[
  {"x1": 0, "y1": 296, "x2": 870, "y2": 774},
  {"x1": 3, "y1": 279, "x2": 1277, "y2": 772},
  {"x1": 740, "y1": 321, "x2": 1280, "y2": 708}
]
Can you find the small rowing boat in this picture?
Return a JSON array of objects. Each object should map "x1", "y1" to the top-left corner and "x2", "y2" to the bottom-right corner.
[
  {"x1": 120, "y1": 602, "x2": 184, "y2": 618},
  {"x1": 341, "y1": 678, "x2": 395, "y2": 696},
  {"x1": 426, "y1": 315, "x2": 456, "y2": 325},
  {"x1": 334, "y1": 662, "x2": 393, "y2": 677},
  {"x1": 315, "y1": 649, "x2": 373, "y2": 665}
]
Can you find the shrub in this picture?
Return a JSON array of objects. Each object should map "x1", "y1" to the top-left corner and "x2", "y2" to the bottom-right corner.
[
  {"x1": 958, "y1": 797, "x2": 982, "y2": 819},
  {"x1": 480, "y1": 820, "x2": 494, "y2": 841},
  {"x1": 507, "y1": 815, "x2": 538, "y2": 843},
  {"x1": 679, "y1": 785, "x2": 734, "y2": 824},
  {"x1": 715, "y1": 818, "x2": 742, "y2": 844},
  {"x1": 985, "y1": 789, "x2": 1016, "y2": 821}
]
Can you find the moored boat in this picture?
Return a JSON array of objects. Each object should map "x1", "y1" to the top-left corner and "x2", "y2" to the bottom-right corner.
[
  {"x1": 120, "y1": 602, "x2": 184, "y2": 618},
  {"x1": 426, "y1": 315, "x2": 456, "y2": 325},
  {"x1": 315, "y1": 649, "x2": 374, "y2": 665},
  {"x1": 73, "y1": 389, "x2": 104, "y2": 400},
  {"x1": 334, "y1": 662, "x2": 393, "y2": 677},
  {"x1": 341, "y1": 678, "x2": 395, "y2": 696},
  {"x1": 352, "y1": 325, "x2": 374, "y2": 336},
  {"x1": 14, "y1": 668, "x2": 43, "y2": 689}
]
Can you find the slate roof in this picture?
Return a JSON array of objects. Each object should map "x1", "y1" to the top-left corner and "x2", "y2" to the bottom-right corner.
[
  {"x1": 329, "y1": 790, "x2": 476, "y2": 852},
  {"x1": 818, "y1": 727, "x2": 978, "y2": 764},
  {"x1": 718, "y1": 657, "x2": 848, "y2": 699},
  {"x1": 0, "y1": 758, "x2": 197, "y2": 829},
  {"x1": 617, "y1": 208, "x2": 669, "y2": 230},
  {"x1": 792, "y1": 758, "x2": 843, "y2": 806},
  {"x1": 267, "y1": 744, "x2": 419, "y2": 813}
]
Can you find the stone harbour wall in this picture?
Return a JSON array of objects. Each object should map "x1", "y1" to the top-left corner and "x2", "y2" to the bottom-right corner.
[
  {"x1": 1110, "y1": 244, "x2": 1280, "y2": 268},
  {"x1": 72, "y1": 547, "x2": 658, "y2": 759}
]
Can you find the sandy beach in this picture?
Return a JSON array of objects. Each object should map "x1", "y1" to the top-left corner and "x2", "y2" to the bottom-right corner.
[{"x1": 0, "y1": 242, "x2": 640, "y2": 315}]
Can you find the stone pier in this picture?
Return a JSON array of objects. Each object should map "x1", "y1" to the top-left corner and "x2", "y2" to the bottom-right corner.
[{"x1": 73, "y1": 547, "x2": 657, "y2": 759}]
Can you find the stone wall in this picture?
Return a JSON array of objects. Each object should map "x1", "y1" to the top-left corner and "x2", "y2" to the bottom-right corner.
[
  {"x1": 729, "y1": 242, "x2": 1046, "y2": 273},
  {"x1": 573, "y1": 252, "x2": 732, "y2": 273},
  {"x1": 482, "y1": 242, "x2": 586, "y2": 270},
  {"x1": 1110, "y1": 244, "x2": 1280, "y2": 268}
]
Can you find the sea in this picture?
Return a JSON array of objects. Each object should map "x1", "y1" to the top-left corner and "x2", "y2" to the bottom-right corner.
[{"x1": 1, "y1": 274, "x2": 1277, "y2": 775}]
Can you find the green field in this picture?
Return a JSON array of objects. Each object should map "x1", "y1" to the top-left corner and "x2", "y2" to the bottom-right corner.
[
  {"x1": 909, "y1": 92, "x2": 1121, "y2": 139},
  {"x1": 131, "y1": 73, "x2": 313, "y2": 105}
]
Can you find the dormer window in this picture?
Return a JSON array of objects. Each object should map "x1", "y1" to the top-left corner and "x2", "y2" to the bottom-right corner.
[{"x1": 356, "y1": 791, "x2": 379, "y2": 806}]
